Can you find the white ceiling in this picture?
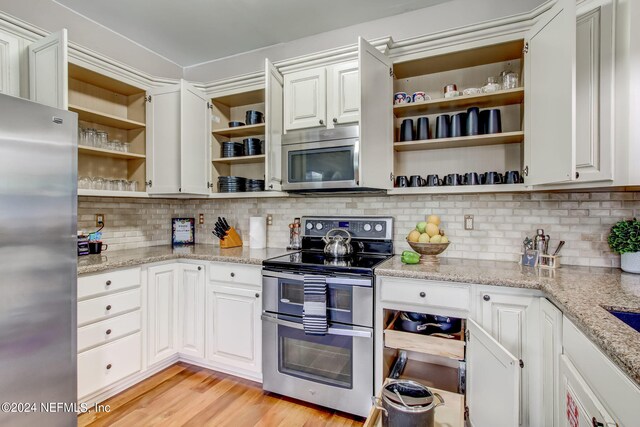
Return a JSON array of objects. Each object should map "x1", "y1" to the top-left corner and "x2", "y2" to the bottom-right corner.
[{"x1": 54, "y1": 0, "x2": 449, "y2": 67}]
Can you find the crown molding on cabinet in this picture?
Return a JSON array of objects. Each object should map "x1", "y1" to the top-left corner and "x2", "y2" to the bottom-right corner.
[{"x1": 199, "y1": 70, "x2": 264, "y2": 98}]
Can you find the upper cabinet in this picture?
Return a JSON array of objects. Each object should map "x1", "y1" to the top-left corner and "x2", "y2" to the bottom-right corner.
[
  {"x1": 328, "y1": 61, "x2": 360, "y2": 126},
  {"x1": 0, "y1": 28, "x2": 20, "y2": 97},
  {"x1": 29, "y1": 29, "x2": 68, "y2": 109},
  {"x1": 146, "y1": 80, "x2": 211, "y2": 196}
]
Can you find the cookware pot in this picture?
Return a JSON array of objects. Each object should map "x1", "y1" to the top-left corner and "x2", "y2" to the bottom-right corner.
[
  {"x1": 429, "y1": 315, "x2": 462, "y2": 333},
  {"x1": 373, "y1": 380, "x2": 444, "y2": 427},
  {"x1": 321, "y1": 228, "x2": 353, "y2": 258},
  {"x1": 398, "y1": 312, "x2": 441, "y2": 334}
]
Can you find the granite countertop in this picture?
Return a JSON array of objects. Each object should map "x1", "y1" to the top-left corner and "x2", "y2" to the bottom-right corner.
[
  {"x1": 376, "y1": 256, "x2": 640, "y2": 387},
  {"x1": 78, "y1": 244, "x2": 292, "y2": 275}
]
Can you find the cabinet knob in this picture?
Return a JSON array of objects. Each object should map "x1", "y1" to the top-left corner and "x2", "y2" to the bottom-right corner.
[
  {"x1": 483, "y1": 295, "x2": 491, "y2": 301},
  {"x1": 592, "y1": 417, "x2": 604, "y2": 427},
  {"x1": 106, "y1": 305, "x2": 112, "y2": 311},
  {"x1": 419, "y1": 292, "x2": 426, "y2": 298},
  {"x1": 106, "y1": 364, "x2": 112, "y2": 370},
  {"x1": 230, "y1": 272, "x2": 235, "y2": 277},
  {"x1": 255, "y1": 293, "x2": 260, "y2": 298},
  {"x1": 269, "y1": 184, "x2": 273, "y2": 189},
  {"x1": 105, "y1": 280, "x2": 111, "y2": 286},
  {"x1": 575, "y1": 171, "x2": 580, "y2": 179},
  {"x1": 198, "y1": 266, "x2": 202, "y2": 271},
  {"x1": 319, "y1": 119, "x2": 324, "y2": 125},
  {"x1": 106, "y1": 329, "x2": 112, "y2": 335},
  {"x1": 333, "y1": 118, "x2": 338, "y2": 124}
]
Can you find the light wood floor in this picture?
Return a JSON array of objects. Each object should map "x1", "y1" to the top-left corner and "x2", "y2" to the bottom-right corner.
[{"x1": 78, "y1": 362, "x2": 365, "y2": 427}]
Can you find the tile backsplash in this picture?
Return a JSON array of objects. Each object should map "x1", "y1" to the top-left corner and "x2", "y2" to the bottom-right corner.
[{"x1": 79, "y1": 191, "x2": 640, "y2": 267}]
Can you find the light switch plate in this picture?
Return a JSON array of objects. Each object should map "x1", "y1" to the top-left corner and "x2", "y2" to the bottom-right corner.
[{"x1": 464, "y1": 215, "x2": 474, "y2": 230}]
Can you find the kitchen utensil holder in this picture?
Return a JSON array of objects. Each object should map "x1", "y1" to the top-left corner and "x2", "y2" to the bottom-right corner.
[
  {"x1": 519, "y1": 253, "x2": 560, "y2": 269},
  {"x1": 220, "y1": 227, "x2": 243, "y2": 249}
]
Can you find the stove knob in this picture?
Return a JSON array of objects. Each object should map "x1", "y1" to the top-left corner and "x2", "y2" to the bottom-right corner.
[
  {"x1": 306, "y1": 223, "x2": 313, "y2": 230},
  {"x1": 374, "y1": 223, "x2": 383, "y2": 232},
  {"x1": 363, "y1": 223, "x2": 372, "y2": 232},
  {"x1": 315, "y1": 223, "x2": 324, "y2": 230}
]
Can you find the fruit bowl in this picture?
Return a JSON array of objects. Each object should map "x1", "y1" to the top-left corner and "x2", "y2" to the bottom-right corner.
[{"x1": 406, "y1": 240, "x2": 450, "y2": 264}]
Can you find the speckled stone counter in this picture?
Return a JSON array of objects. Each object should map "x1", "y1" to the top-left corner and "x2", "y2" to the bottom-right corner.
[
  {"x1": 77, "y1": 245, "x2": 291, "y2": 275},
  {"x1": 375, "y1": 256, "x2": 640, "y2": 387}
]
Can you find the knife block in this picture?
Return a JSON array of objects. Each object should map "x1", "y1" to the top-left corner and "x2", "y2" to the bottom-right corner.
[{"x1": 220, "y1": 227, "x2": 243, "y2": 249}]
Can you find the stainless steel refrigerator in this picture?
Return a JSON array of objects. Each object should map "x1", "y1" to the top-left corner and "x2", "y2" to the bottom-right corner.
[{"x1": 0, "y1": 94, "x2": 77, "y2": 426}]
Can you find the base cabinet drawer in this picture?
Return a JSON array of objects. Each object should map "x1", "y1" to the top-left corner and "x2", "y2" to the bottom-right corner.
[
  {"x1": 77, "y1": 288, "x2": 141, "y2": 326},
  {"x1": 209, "y1": 262, "x2": 261, "y2": 287},
  {"x1": 78, "y1": 268, "x2": 141, "y2": 300},
  {"x1": 77, "y1": 332, "x2": 142, "y2": 399},
  {"x1": 77, "y1": 310, "x2": 141, "y2": 353},
  {"x1": 380, "y1": 278, "x2": 470, "y2": 312}
]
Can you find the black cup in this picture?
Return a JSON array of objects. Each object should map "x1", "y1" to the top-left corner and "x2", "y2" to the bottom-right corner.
[
  {"x1": 451, "y1": 113, "x2": 466, "y2": 138},
  {"x1": 504, "y1": 170, "x2": 522, "y2": 184},
  {"x1": 480, "y1": 110, "x2": 490, "y2": 134},
  {"x1": 466, "y1": 107, "x2": 480, "y2": 136},
  {"x1": 395, "y1": 175, "x2": 409, "y2": 187},
  {"x1": 88, "y1": 242, "x2": 107, "y2": 254},
  {"x1": 400, "y1": 119, "x2": 415, "y2": 142},
  {"x1": 425, "y1": 174, "x2": 442, "y2": 187},
  {"x1": 464, "y1": 172, "x2": 481, "y2": 185},
  {"x1": 482, "y1": 171, "x2": 503, "y2": 185},
  {"x1": 435, "y1": 115, "x2": 450, "y2": 139},
  {"x1": 416, "y1": 117, "x2": 429, "y2": 140},
  {"x1": 444, "y1": 173, "x2": 462, "y2": 186},
  {"x1": 486, "y1": 109, "x2": 502, "y2": 134},
  {"x1": 409, "y1": 175, "x2": 426, "y2": 187}
]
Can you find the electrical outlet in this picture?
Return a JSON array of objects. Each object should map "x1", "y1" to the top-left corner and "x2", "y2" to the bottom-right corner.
[
  {"x1": 95, "y1": 214, "x2": 105, "y2": 227},
  {"x1": 266, "y1": 214, "x2": 273, "y2": 226},
  {"x1": 464, "y1": 215, "x2": 474, "y2": 230},
  {"x1": 199, "y1": 214, "x2": 205, "y2": 224}
]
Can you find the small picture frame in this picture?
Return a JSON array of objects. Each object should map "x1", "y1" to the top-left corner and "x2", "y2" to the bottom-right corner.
[
  {"x1": 172, "y1": 218, "x2": 195, "y2": 246},
  {"x1": 521, "y1": 250, "x2": 539, "y2": 267}
]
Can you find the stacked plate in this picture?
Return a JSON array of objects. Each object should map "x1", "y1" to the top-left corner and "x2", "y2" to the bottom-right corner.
[
  {"x1": 221, "y1": 142, "x2": 243, "y2": 158},
  {"x1": 243, "y1": 138, "x2": 262, "y2": 156},
  {"x1": 246, "y1": 179, "x2": 265, "y2": 192},
  {"x1": 218, "y1": 176, "x2": 246, "y2": 193}
]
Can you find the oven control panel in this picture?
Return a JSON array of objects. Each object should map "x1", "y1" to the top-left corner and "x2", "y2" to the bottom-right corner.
[{"x1": 301, "y1": 217, "x2": 393, "y2": 240}]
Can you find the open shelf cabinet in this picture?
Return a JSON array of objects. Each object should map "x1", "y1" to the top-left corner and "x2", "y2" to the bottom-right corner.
[
  {"x1": 70, "y1": 63, "x2": 147, "y2": 196},
  {"x1": 391, "y1": 39, "x2": 526, "y2": 188}
]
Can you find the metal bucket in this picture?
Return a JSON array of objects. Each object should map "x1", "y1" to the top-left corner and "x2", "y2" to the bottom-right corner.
[{"x1": 373, "y1": 380, "x2": 444, "y2": 427}]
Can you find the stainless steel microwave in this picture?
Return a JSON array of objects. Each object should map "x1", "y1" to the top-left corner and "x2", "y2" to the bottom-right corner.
[{"x1": 282, "y1": 126, "x2": 362, "y2": 191}]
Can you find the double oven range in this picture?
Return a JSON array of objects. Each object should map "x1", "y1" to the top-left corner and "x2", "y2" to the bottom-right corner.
[{"x1": 262, "y1": 216, "x2": 393, "y2": 417}]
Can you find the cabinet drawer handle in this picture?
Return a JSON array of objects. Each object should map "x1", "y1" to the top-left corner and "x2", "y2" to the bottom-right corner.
[
  {"x1": 106, "y1": 364, "x2": 112, "y2": 370},
  {"x1": 319, "y1": 119, "x2": 324, "y2": 125},
  {"x1": 106, "y1": 305, "x2": 112, "y2": 311},
  {"x1": 255, "y1": 293, "x2": 260, "y2": 298},
  {"x1": 419, "y1": 292, "x2": 426, "y2": 298},
  {"x1": 483, "y1": 295, "x2": 491, "y2": 301},
  {"x1": 106, "y1": 329, "x2": 112, "y2": 335},
  {"x1": 105, "y1": 280, "x2": 111, "y2": 286},
  {"x1": 230, "y1": 272, "x2": 235, "y2": 278}
]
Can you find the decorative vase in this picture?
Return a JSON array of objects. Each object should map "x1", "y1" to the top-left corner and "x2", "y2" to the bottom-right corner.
[{"x1": 621, "y1": 252, "x2": 640, "y2": 274}]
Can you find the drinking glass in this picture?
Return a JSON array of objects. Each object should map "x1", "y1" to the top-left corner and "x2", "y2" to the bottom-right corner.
[
  {"x1": 78, "y1": 176, "x2": 90, "y2": 189},
  {"x1": 78, "y1": 128, "x2": 86, "y2": 146},
  {"x1": 502, "y1": 71, "x2": 519, "y2": 89},
  {"x1": 85, "y1": 128, "x2": 97, "y2": 147},
  {"x1": 96, "y1": 131, "x2": 109, "y2": 149},
  {"x1": 128, "y1": 180, "x2": 138, "y2": 192},
  {"x1": 482, "y1": 76, "x2": 501, "y2": 93}
]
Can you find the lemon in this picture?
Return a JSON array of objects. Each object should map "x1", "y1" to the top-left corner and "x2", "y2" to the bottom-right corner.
[
  {"x1": 408, "y1": 230, "x2": 421, "y2": 242},
  {"x1": 427, "y1": 215, "x2": 441, "y2": 226},
  {"x1": 426, "y1": 223, "x2": 440, "y2": 237},
  {"x1": 418, "y1": 233, "x2": 430, "y2": 243},
  {"x1": 441, "y1": 236, "x2": 449, "y2": 243}
]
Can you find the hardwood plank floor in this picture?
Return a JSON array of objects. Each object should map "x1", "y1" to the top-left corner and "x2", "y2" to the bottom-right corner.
[{"x1": 78, "y1": 362, "x2": 365, "y2": 427}]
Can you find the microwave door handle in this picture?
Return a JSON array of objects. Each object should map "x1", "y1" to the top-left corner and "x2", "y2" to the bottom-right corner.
[{"x1": 261, "y1": 314, "x2": 372, "y2": 339}]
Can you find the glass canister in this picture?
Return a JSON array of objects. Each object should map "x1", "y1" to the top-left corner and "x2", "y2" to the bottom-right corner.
[
  {"x1": 501, "y1": 70, "x2": 519, "y2": 89},
  {"x1": 481, "y1": 76, "x2": 501, "y2": 93}
]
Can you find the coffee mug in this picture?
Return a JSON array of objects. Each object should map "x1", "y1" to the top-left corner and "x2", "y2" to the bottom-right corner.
[
  {"x1": 480, "y1": 110, "x2": 490, "y2": 135},
  {"x1": 464, "y1": 172, "x2": 481, "y2": 185},
  {"x1": 451, "y1": 113, "x2": 466, "y2": 138},
  {"x1": 412, "y1": 91, "x2": 430, "y2": 103},
  {"x1": 416, "y1": 117, "x2": 429, "y2": 140},
  {"x1": 482, "y1": 171, "x2": 503, "y2": 185},
  {"x1": 88, "y1": 241, "x2": 108, "y2": 254},
  {"x1": 394, "y1": 92, "x2": 411, "y2": 105},
  {"x1": 409, "y1": 175, "x2": 426, "y2": 187},
  {"x1": 486, "y1": 109, "x2": 502, "y2": 134},
  {"x1": 504, "y1": 170, "x2": 522, "y2": 184},
  {"x1": 400, "y1": 119, "x2": 415, "y2": 142},
  {"x1": 436, "y1": 115, "x2": 451, "y2": 139},
  {"x1": 444, "y1": 173, "x2": 462, "y2": 186},
  {"x1": 466, "y1": 107, "x2": 480, "y2": 136},
  {"x1": 425, "y1": 174, "x2": 443, "y2": 186},
  {"x1": 395, "y1": 175, "x2": 409, "y2": 187}
]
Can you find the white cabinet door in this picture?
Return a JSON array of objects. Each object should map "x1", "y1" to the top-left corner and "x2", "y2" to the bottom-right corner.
[
  {"x1": 207, "y1": 285, "x2": 261, "y2": 374},
  {"x1": 265, "y1": 58, "x2": 283, "y2": 191},
  {"x1": 178, "y1": 264, "x2": 205, "y2": 358},
  {"x1": 147, "y1": 264, "x2": 178, "y2": 365},
  {"x1": 358, "y1": 36, "x2": 394, "y2": 190},
  {"x1": 284, "y1": 67, "x2": 326, "y2": 131},
  {"x1": 558, "y1": 355, "x2": 617, "y2": 427},
  {"x1": 28, "y1": 29, "x2": 67, "y2": 109},
  {"x1": 540, "y1": 299, "x2": 563, "y2": 427},
  {"x1": 478, "y1": 290, "x2": 539, "y2": 427},
  {"x1": 180, "y1": 80, "x2": 211, "y2": 195},
  {"x1": 327, "y1": 60, "x2": 359, "y2": 127},
  {"x1": 146, "y1": 83, "x2": 181, "y2": 194},
  {"x1": 467, "y1": 318, "x2": 520, "y2": 427},
  {"x1": 524, "y1": 0, "x2": 576, "y2": 185},
  {"x1": 575, "y1": 0, "x2": 614, "y2": 183},
  {"x1": 0, "y1": 28, "x2": 20, "y2": 97}
]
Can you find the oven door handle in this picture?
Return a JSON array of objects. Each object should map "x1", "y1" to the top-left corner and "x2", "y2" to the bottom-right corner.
[
  {"x1": 261, "y1": 314, "x2": 372, "y2": 338},
  {"x1": 263, "y1": 270, "x2": 372, "y2": 287}
]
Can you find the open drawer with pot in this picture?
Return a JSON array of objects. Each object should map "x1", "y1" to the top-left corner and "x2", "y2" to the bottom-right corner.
[{"x1": 368, "y1": 308, "x2": 522, "y2": 426}]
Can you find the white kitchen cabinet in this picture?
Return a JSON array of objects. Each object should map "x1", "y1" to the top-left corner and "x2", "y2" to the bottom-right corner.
[
  {"x1": 327, "y1": 60, "x2": 359, "y2": 126},
  {"x1": 284, "y1": 67, "x2": 326, "y2": 131},
  {"x1": 265, "y1": 58, "x2": 284, "y2": 191},
  {"x1": 558, "y1": 355, "x2": 616, "y2": 427},
  {"x1": 146, "y1": 79, "x2": 211, "y2": 195},
  {"x1": 540, "y1": 299, "x2": 563, "y2": 427},
  {"x1": 207, "y1": 285, "x2": 262, "y2": 375},
  {"x1": 178, "y1": 264, "x2": 205, "y2": 358},
  {"x1": 0, "y1": 28, "x2": 20, "y2": 97},
  {"x1": 147, "y1": 264, "x2": 179, "y2": 366},
  {"x1": 28, "y1": 29, "x2": 68, "y2": 109}
]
